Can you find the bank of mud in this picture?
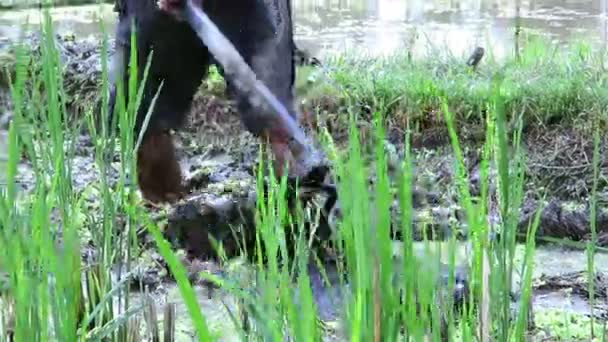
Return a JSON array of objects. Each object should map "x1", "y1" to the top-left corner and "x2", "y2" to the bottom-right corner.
[{"x1": 1, "y1": 34, "x2": 607, "y2": 340}]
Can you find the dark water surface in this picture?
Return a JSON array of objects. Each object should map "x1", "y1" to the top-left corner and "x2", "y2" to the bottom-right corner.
[{"x1": 0, "y1": 0, "x2": 607, "y2": 59}]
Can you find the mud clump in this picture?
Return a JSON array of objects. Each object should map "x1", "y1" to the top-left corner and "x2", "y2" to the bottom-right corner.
[
  {"x1": 165, "y1": 192, "x2": 257, "y2": 260},
  {"x1": 533, "y1": 271, "x2": 608, "y2": 320},
  {"x1": 526, "y1": 127, "x2": 608, "y2": 200},
  {"x1": 535, "y1": 271, "x2": 608, "y2": 302},
  {"x1": 519, "y1": 199, "x2": 608, "y2": 245}
]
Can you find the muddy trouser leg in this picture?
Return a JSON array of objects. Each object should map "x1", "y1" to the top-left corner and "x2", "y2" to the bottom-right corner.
[
  {"x1": 213, "y1": 0, "x2": 301, "y2": 178},
  {"x1": 110, "y1": 14, "x2": 209, "y2": 203}
]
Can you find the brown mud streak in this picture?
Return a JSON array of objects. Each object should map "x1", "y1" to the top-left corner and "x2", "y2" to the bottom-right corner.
[{"x1": 137, "y1": 130, "x2": 185, "y2": 203}]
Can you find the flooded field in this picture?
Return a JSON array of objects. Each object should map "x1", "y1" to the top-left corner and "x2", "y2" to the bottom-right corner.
[
  {"x1": 292, "y1": 0, "x2": 608, "y2": 58},
  {"x1": 0, "y1": 0, "x2": 607, "y2": 59}
]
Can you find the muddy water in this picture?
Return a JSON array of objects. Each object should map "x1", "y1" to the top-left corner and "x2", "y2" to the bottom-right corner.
[
  {"x1": 1, "y1": 0, "x2": 607, "y2": 60},
  {"x1": 135, "y1": 244, "x2": 608, "y2": 340},
  {"x1": 293, "y1": 0, "x2": 608, "y2": 59},
  {"x1": 0, "y1": 4, "x2": 113, "y2": 39}
]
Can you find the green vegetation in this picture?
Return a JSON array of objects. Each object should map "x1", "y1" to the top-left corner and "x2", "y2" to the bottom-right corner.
[
  {"x1": 0, "y1": 8, "x2": 606, "y2": 342},
  {"x1": 298, "y1": 38, "x2": 608, "y2": 134}
]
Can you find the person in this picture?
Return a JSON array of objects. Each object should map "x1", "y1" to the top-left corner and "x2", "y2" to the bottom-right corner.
[{"x1": 108, "y1": 0, "x2": 323, "y2": 203}]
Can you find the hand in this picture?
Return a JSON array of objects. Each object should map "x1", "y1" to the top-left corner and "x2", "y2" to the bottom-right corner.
[
  {"x1": 157, "y1": 0, "x2": 187, "y2": 19},
  {"x1": 157, "y1": 0, "x2": 184, "y2": 11}
]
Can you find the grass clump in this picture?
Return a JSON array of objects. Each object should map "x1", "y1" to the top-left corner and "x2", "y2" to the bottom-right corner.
[
  {"x1": 534, "y1": 309, "x2": 602, "y2": 341},
  {"x1": 303, "y1": 37, "x2": 608, "y2": 133},
  {"x1": 0, "y1": 7, "x2": 179, "y2": 342}
]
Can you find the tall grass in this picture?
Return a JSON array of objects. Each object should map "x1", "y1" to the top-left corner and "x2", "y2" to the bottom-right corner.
[
  {"x1": 304, "y1": 36, "x2": 608, "y2": 132},
  {"x1": 0, "y1": 6, "x2": 604, "y2": 342},
  {"x1": 0, "y1": 6, "x2": 160, "y2": 342}
]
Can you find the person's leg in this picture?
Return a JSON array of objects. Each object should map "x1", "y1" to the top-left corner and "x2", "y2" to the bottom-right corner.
[
  {"x1": 109, "y1": 1, "x2": 210, "y2": 203},
  {"x1": 209, "y1": 0, "x2": 303, "y2": 178}
]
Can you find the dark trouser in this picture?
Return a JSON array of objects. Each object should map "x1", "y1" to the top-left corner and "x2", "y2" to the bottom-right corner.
[{"x1": 108, "y1": 0, "x2": 297, "y2": 202}]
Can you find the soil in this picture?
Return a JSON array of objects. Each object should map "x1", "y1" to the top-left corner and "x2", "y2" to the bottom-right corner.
[{"x1": 1, "y1": 33, "x2": 607, "y2": 340}]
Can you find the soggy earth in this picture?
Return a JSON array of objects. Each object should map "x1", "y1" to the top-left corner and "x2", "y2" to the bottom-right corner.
[{"x1": 1, "y1": 3, "x2": 608, "y2": 339}]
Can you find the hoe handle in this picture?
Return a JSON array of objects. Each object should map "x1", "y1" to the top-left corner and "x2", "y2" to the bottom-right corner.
[{"x1": 160, "y1": 0, "x2": 310, "y2": 158}]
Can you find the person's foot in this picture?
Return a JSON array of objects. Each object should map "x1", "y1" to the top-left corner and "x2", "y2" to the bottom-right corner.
[{"x1": 137, "y1": 130, "x2": 186, "y2": 204}]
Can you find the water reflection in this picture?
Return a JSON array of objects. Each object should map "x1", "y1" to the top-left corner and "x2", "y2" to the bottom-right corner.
[
  {"x1": 292, "y1": 0, "x2": 608, "y2": 59},
  {"x1": 0, "y1": 0, "x2": 606, "y2": 59},
  {"x1": 0, "y1": 4, "x2": 115, "y2": 44}
]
